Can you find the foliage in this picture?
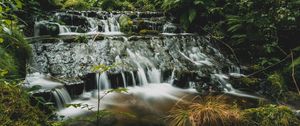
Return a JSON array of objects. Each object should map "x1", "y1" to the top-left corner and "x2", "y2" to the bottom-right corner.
[
  {"x1": 166, "y1": 96, "x2": 244, "y2": 126},
  {"x1": 63, "y1": 0, "x2": 90, "y2": 10},
  {"x1": 75, "y1": 35, "x2": 89, "y2": 43},
  {"x1": 96, "y1": 0, "x2": 162, "y2": 11},
  {"x1": 0, "y1": 47, "x2": 17, "y2": 78},
  {"x1": 0, "y1": 1, "x2": 32, "y2": 79},
  {"x1": 119, "y1": 15, "x2": 133, "y2": 33},
  {"x1": 243, "y1": 105, "x2": 300, "y2": 126},
  {"x1": 264, "y1": 72, "x2": 287, "y2": 100},
  {"x1": 0, "y1": 81, "x2": 48, "y2": 125}
]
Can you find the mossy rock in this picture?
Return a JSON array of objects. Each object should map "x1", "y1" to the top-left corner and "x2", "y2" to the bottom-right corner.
[
  {"x1": 139, "y1": 29, "x2": 159, "y2": 35},
  {"x1": 119, "y1": 15, "x2": 133, "y2": 33},
  {"x1": 243, "y1": 105, "x2": 300, "y2": 126},
  {"x1": 231, "y1": 77, "x2": 260, "y2": 92}
]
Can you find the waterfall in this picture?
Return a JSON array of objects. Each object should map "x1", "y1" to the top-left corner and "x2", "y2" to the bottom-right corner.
[
  {"x1": 213, "y1": 74, "x2": 259, "y2": 99},
  {"x1": 87, "y1": 18, "x2": 98, "y2": 32},
  {"x1": 99, "y1": 13, "x2": 121, "y2": 34},
  {"x1": 59, "y1": 25, "x2": 71, "y2": 34},
  {"x1": 96, "y1": 72, "x2": 110, "y2": 90},
  {"x1": 121, "y1": 71, "x2": 127, "y2": 87},
  {"x1": 29, "y1": 11, "x2": 262, "y2": 118},
  {"x1": 52, "y1": 87, "x2": 72, "y2": 109},
  {"x1": 130, "y1": 71, "x2": 137, "y2": 86},
  {"x1": 147, "y1": 67, "x2": 161, "y2": 83},
  {"x1": 169, "y1": 68, "x2": 176, "y2": 84},
  {"x1": 101, "y1": 20, "x2": 110, "y2": 32}
]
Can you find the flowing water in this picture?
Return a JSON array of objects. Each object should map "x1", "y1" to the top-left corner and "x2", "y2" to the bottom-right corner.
[{"x1": 26, "y1": 10, "x2": 260, "y2": 122}]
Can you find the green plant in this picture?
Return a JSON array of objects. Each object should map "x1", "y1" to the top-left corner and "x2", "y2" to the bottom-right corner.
[
  {"x1": 63, "y1": 0, "x2": 90, "y2": 10},
  {"x1": 167, "y1": 96, "x2": 244, "y2": 126},
  {"x1": 265, "y1": 72, "x2": 287, "y2": 100},
  {"x1": 243, "y1": 105, "x2": 300, "y2": 126},
  {"x1": 75, "y1": 35, "x2": 89, "y2": 43},
  {"x1": 91, "y1": 63, "x2": 129, "y2": 125},
  {"x1": 0, "y1": 81, "x2": 49, "y2": 125}
]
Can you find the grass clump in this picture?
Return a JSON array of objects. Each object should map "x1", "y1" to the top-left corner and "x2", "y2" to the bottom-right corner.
[
  {"x1": 166, "y1": 96, "x2": 244, "y2": 126},
  {"x1": 243, "y1": 104, "x2": 300, "y2": 126}
]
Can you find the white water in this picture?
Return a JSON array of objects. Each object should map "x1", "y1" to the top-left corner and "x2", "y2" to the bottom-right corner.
[
  {"x1": 130, "y1": 71, "x2": 137, "y2": 86},
  {"x1": 96, "y1": 72, "x2": 111, "y2": 90},
  {"x1": 56, "y1": 83, "x2": 197, "y2": 119},
  {"x1": 121, "y1": 71, "x2": 127, "y2": 88},
  {"x1": 213, "y1": 74, "x2": 260, "y2": 99},
  {"x1": 52, "y1": 87, "x2": 72, "y2": 110}
]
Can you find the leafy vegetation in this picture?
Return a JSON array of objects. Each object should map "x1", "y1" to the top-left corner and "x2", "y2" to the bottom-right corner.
[
  {"x1": 0, "y1": 81, "x2": 48, "y2": 126},
  {"x1": 243, "y1": 105, "x2": 300, "y2": 126},
  {"x1": 1, "y1": 0, "x2": 300, "y2": 125}
]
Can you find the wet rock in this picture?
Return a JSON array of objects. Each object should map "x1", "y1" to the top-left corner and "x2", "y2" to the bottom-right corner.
[{"x1": 34, "y1": 21, "x2": 60, "y2": 36}]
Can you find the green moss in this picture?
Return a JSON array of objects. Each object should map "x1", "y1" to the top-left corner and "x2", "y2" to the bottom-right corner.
[
  {"x1": 231, "y1": 77, "x2": 260, "y2": 92},
  {"x1": 119, "y1": 15, "x2": 133, "y2": 33},
  {"x1": 243, "y1": 105, "x2": 300, "y2": 126},
  {"x1": 139, "y1": 29, "x2": 159, "y2": 35},
  {"x1": 75, "y1": 35, "x2": 89, "y2": 43}
]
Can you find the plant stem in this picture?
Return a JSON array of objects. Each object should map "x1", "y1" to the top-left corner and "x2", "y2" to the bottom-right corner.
[{"x1": 291, "y1": 51, "x2": 300, "y2": 95}]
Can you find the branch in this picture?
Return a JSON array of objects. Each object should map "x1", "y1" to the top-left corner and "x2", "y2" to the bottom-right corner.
[
  {"x1": 246, "y1": 54, "x2": 291, "y2": 77},
  {"x1": 291, "y1": 50, "x2": 300, "y2": 95}
]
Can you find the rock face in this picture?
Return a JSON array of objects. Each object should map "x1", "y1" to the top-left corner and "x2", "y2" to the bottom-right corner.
[{"x1": 28, "y1": 10, "x2": 245, "y2": 110}]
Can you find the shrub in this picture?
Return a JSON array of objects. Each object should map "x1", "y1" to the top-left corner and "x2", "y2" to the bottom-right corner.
[
  {"x1": 166, "y1": 96, "x2": 244, "y2": 126},
  {"x1": 63, "y1": 0, "x2": 90, "y2": 10},
  {"x1": 264, "y1": 72, "x2": 287, "y2": 100},
  {"x1": 0, "y1": 81, "x2": 48, "y2": 125},
  {"x1": 1, "y1": 28, "x2": 31, "y2": 78},
  {"x1": 243, "y1": 105, "x2": 300, "y2": 126}
]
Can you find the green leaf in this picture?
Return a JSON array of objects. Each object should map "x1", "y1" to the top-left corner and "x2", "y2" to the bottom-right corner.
[
  {"x1": 290, "y1": 56, "x2": 300, "y2": 68},
  {"x1": 0, "y1": 38, "x2": 3, "y2": 43},
  {"x1": 16, "y1": 0, "x2": 23, "y2": 9},
  {"x1": 194, "y1": 0, "x2": 204, "y2": 5},
  {"x1": 188, "y1": 9, "x2": 197, "y2": 23},
  {"x1": 227, "y1": 24, "x2": 242, "y2": 32}
]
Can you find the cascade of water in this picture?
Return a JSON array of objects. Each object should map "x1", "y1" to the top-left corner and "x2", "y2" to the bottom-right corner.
[
  {"x1": 52, "y1": 87, "x2": 72, "y2": 109},
  {"x1": 121, "y1": 71, "x2": 127, "y2": 87},
  {"x1": 130, "y1": 71, "x2": 137, "y2": 86},
  {"x1": 169, "y1": 68, "x2": 176, "y2": 84},
  {"x1": 108, "y1": 16, "x2": 120, "y2": 32},
  {"x1": 147, "y1": 67, "x2": 161, "y2": 83},
  {"x1": 229, "y1": 65, "x2": 245, "y2": 77},
  {"x1": 178, "y1": 51, "x2": 212, "y2": 66},
  {"x1": 100, "y1": 20, "x2": 110, "y2": 32},
  {"x1": 96, "y1": 72, "x2": 111, "y2": 90},
  {"x1": 87, "y1": 18, "x2": 98, "y2": 32},
  {"x1": 127, "y1": 49, "x2": 149, "y2": 86},
  {"x1": 163, "y1": 22, "x2": 177, "y2": 34},
  {"x1": 213, "y1": 74, "x2": 259, "y2": 99},
  {"x1": 59, "y1": 25, "x2": 71, "y2": 34}
]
